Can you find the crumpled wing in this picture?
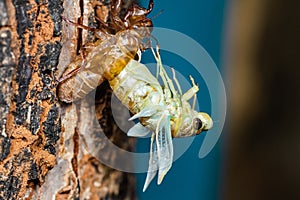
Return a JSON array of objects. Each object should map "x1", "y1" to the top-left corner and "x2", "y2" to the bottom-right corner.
[
  {"x1": 127, "y1": 122, "x2": 150, "y2": 137},
  {"x1": 143, "y1": 132, "x2": 159, "y2": 192},
  {"x1": 128, "y1": 106, "x2": 162, "y2": 121},
  {"x1": 126, "y1": 60, "x2": 163, "y2": 93},
  {"x1": 143, "y1": 114, "x2": 173, "y2": 191},
  {"x1": 156, "y1": 115, "x2": 173, "y2": 185}
]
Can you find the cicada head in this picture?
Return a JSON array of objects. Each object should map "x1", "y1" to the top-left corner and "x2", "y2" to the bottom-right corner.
[
  {"x1": 192, "y1": 111, "x2": 213, "y2": 134},
  {"x1": 173, "y1": 104, "x2": 213, "y2": 138},
  {"x1": 130, "y1": 25, "x2": 153, "y2": 51}
]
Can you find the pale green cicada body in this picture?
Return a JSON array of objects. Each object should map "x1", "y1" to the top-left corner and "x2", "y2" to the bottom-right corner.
[{"x1": 110, "y1": 47, "x2": 213, "y2": 191}]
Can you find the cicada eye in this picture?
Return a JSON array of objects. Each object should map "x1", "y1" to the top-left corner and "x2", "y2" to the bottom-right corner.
[{"x1": 193, "y1": 118, "x2": 203, "y2": 132}]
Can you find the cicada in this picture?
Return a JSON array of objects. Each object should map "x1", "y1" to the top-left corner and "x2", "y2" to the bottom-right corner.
[
  {"x1": 58, "y1": 0, "x2": 213, "y2": 191},
  {"x1": 110, "y1": 47, "x2": 213, "y2": 191}
]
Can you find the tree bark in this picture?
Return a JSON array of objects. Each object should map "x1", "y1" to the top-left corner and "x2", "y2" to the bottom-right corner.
[{"x1": 0, "y1": 0, "x2": 137, "y2": 199}]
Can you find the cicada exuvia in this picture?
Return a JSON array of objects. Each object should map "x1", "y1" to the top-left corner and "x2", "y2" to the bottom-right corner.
[{"x1": 58, "y1": 0, "x2": 154, "y2": 102}]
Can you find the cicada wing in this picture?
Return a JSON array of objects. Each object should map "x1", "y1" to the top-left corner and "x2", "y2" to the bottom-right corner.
[
  {"x1": 127, "y1": 122, "x2": 150, "y2": 137},
  {"x1": 126, "y1": 60, "x2": 163, "y2": 93},
  {"x1": 143, "y1": 132, "x2": 159, "y2": 192},
  {"x1": 156, "y1": 116, "x2": 174, "y2": 185},
  {"x1": 128, "y1": 106, "x2": 161, "y2": 121}
]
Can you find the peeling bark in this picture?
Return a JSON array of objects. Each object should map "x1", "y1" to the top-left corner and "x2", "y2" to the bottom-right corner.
[{"x1": 0, "y1": 0, "x2": 137, "y2": 199}]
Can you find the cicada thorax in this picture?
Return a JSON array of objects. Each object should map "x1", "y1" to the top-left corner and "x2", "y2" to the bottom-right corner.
[{"x1": 58, "y1": 29, "x2": 143, "y2": 103}]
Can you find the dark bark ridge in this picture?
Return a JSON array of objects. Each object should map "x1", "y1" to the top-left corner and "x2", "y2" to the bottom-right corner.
[{"x1": 0, "y1": 0, "x2": 63, "y2": 199}]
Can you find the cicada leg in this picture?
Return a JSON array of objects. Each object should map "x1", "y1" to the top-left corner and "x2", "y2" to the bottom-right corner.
[
  {"x1": 171, "y1": 68, "x2": 183, "y2": 95},
  {"x1": 151, "y1": 46, "x2": 199, "y2": 109},
  {"x1": 124, "y1": 0, "x2": 154, "y2": 22},
  {"x1": 182, "y1": 75, "x2": 199, "y2": 105},
  {"x1": 94, "y1": 16, "x2": 113, "y2": 34},
  {"x1": 62, "y1": 16, "x2": 97, "y2": 32},
  {"x1": 151, "y1": 46, "x2": 179, "y2": 99},
  {"x1": 189, "y1": 76, "x2": 198, "y2": 109},
  {"x1": 123, "y1": 0, "x2": 154, "y2": 28},
  {"x1": 58, "y1": 62, "x2": 84, "y2": 83},
  {"x1": 58, "y1": 46, "x2": 90, "y2": 83},
  {"x1": 62, "y1": 15, "x2": 109, "y2": 39},
  {"x1": 110, "y1": 0, "x2": 126, "y2": 30}
]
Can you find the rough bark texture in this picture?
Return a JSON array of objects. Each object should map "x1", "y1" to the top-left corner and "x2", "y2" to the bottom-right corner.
[
  {"x1": 0, "y1": 0, "x2": 137, "y2": 199},
  {"x1": 224, "y1": 0, "x2": 300, "y2": 199}
]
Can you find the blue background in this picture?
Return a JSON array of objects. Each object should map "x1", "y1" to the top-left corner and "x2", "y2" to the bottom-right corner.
[{"x1": 136, "y1": 0, "x2": 226, "y2": 199}]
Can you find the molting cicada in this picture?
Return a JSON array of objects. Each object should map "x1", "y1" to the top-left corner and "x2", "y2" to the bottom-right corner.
[
  {"x1": 110, "y1": 47, "x2": 213, "y2": 191},
  {"x1": 58, "y1": 0, "x2": 213, "y2": 191}
]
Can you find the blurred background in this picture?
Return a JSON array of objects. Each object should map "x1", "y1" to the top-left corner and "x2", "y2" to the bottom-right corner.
[
  {"x1": 224, "y1": 0, "x2": 300, "y2": 200},
  {"x1": 136, "y1": 0, "x2": 300, "y2": 199}
]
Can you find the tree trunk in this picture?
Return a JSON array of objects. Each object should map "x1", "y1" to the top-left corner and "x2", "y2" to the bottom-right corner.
[
  {"x1": 0, "y1": 0, "x2": 137, "y2": 199},
  {"x1": 224, "y1": 0, "x2": 300, "y2": 199}
]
